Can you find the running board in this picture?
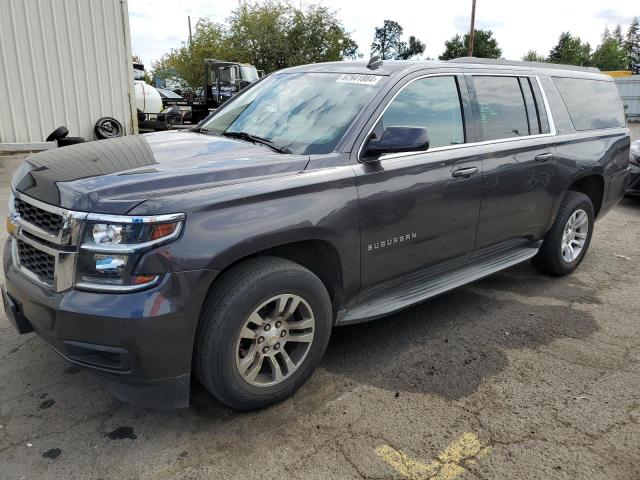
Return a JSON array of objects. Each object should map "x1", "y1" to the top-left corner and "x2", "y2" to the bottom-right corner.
[{"x1": 340, "y1": 246, "x2": 539, "y2": 325}]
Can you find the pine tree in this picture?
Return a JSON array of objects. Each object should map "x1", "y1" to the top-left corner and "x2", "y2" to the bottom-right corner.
[
  {"x1": 548, "y1": 32, "x2": 591, "y2": 66},
  {"x1": 613, "y1": 25, "x2": 624, "y2": 45},
  {"x1": 625, "y1": 17, "x2": 640, "y2": 74}
]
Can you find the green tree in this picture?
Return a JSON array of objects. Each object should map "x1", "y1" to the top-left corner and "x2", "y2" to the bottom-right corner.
[
  {"x1": 226, "y1": 1, "x2": 290, "y2": 71},
  {"x1": 625, "y1": 16, "x2": 640, "y2": 74},
  {"x1": 151, "y1": 19, "x2": 229, "y2": 90},
  {"x1": 371, "y1": 20, "x2": 425, "y2": 60},
  {"x1": 150, "y1": 1, "x2": 359, "y2": 90},
  {"x1": 613, "y1": 25, "x2": 624, "y2": 45},
  {"x1": 521, "y1": 50, "x2": 546, "y2": 62},
  {"x1": 396, "y1": 36, "x2": 426, "y2": 60},
  {"x1": 548, "y1": 32, "x2": 591, "y2": 66},
  {"x1": 592, "y1": 38, "x2": 628, "y2": 70},
  {"x1": 439, "y1": 30, "x2": 501, "y2": 60},
  {"x1": 285, "y1": 4, "x2": 359, "y2": 66},
  {"x1": 591, "y1": 26, "x2": 628, "y2": 71}
]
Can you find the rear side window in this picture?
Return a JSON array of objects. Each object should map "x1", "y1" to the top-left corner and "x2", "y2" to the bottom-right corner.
[
  {"x1": 552, "y1": 78, "x2": 625, "y2": 130},
  {"x1": 473, "y1": 76, "x2": 531, "y2": 140},
  {"x1": 380, "y1": 76, "x2": 465, "y2": 148}
]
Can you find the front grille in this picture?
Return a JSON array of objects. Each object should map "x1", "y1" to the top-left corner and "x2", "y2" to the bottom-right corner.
[
  {"x1": 16, "y1": 239, "x2": 55, "y2": 284},
  {"x1": 14, "y1": 197, "x2": 63, "y2": 234}
]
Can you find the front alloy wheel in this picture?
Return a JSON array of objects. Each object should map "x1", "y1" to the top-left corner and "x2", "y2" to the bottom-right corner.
[
  {"x1": 236, "y1": 294, "x2": 315, "y2": 387},
  {"x1": 196, "y1": 257, "x2": 332, "y2": 410}
]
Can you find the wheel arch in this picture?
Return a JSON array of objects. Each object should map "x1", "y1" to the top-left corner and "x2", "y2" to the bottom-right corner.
[
  {"x1": 568, "y1": 173, "x2": 604, "y2": 218},
  {"x1": 205, "y1": 233, "x2": 349, "y2": 318}
]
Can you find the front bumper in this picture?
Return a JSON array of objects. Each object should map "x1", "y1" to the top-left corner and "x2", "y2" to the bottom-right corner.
[{"x1": 3, "y1": 238, "x2": 216, "y2": 409}]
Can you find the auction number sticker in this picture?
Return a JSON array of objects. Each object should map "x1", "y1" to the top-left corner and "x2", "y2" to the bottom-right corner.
[{"x1": 336, "y1": 74, "x2": 382, "y2": 85}]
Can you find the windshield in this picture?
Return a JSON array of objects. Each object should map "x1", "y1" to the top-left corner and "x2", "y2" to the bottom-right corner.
[
  {"x1": 201, "y1": 72, "x2": 385, "y2": 155},
  {"x1": 240, "y1": 65, "x2": 259, "y2": 82}
]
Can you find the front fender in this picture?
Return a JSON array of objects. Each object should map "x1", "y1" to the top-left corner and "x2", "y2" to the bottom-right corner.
[{"x1": 134, "y1": 166, "x2": 361, "y2": 306}]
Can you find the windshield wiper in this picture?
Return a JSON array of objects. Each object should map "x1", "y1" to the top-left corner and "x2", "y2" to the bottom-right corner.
[{"x1": 222, "y1": 131, "x2": 291, "y2": 154}]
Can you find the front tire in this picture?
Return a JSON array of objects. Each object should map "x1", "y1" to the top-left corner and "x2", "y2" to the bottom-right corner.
[
  {"x1": 195, "y1": 257, "x2": 332, "y2": 410},
  {"x1": 533, "y1": 191, "x2": 594, "y2": 276}
]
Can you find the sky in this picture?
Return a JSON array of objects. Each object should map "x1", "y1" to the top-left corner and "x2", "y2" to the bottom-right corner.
[{"x1": 128, "y1": 0, "x2": 638, "y2": 70}]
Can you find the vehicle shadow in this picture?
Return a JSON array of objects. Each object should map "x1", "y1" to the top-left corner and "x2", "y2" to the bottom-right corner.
[{"x1": 320, "y1": 262, "x2": 599, "y2": 400}]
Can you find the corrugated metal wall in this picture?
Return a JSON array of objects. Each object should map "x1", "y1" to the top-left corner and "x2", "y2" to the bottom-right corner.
[
  {"x1": 0, "y1": 0, "x2": 136, "y2": 144},
  {"x1": 615, "y1": 75, "x2": 640, "y2": 122}
]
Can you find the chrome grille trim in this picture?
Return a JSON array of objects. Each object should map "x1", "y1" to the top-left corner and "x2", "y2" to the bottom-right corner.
[
  {"x1": 10, "y1": 192, "x2": 86, "y2": 292},
  {"x1": 11, "y1": 228, "x2": 77, "y2": 291},
  {"x1": 14, "y1": 197, "x2": 63, "y2": 234}
]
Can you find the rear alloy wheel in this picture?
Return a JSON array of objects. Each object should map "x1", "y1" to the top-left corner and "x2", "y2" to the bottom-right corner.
[
  {"x1": 196, "y1": 257, "x2": 332, "y2": 410},
  {"x1": 533, "y1": 191, "x2": 594, "y2": 276},
  {"x1": 560, "y1": 209, "x2": 589, "y2": 263}
]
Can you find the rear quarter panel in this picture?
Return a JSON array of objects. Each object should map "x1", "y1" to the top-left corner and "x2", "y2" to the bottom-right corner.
[{"x1": 540, "y1": 74, "x2": 630, "y2": 224}]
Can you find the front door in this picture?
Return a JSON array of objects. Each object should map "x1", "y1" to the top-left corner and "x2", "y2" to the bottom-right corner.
[{"x1": 353, "y1": 74, "x2": 483, "y2": 292}]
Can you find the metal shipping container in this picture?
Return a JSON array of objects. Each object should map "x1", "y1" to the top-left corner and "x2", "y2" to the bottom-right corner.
[
  {"x1": 0, "y1": 0, "x2": 137, "y2": 146},
  {"x1": 614, "y1": 75, "x2": 640, "y2": 123}
]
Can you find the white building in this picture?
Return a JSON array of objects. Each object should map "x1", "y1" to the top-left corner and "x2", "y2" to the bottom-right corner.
[{"x1": 0, "y1": 0, "x2": 137, "y2": 149}]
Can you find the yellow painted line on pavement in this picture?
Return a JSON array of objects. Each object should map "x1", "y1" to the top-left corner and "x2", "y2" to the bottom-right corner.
[{"x1": 375, "y1": 432, "x2": 492, "y2": 480}]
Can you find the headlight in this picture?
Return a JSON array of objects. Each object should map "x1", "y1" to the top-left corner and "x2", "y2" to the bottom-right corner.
[{"x1": 75, "y1": 214, "x2": 184, "y2": 292}]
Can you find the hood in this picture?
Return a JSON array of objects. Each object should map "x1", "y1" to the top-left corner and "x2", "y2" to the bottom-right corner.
[{"x1": 12, "y1": 131, "x2": 310, "y2": 214}]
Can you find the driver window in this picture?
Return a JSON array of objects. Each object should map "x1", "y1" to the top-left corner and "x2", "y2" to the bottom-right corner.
[{"x1": 378, "y1": 76, "x2": 465, "y2": 148}]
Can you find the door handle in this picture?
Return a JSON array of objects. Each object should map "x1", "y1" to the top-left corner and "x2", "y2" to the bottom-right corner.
[
  {"x1": 535, "y1": 152, "x2": 554, "y2": 162},
  {"x1": 452, "y1": 167, "x2": 479, "y2": 178}
]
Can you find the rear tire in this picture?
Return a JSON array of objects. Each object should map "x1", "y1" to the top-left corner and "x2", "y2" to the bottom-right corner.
[
  {"x1": 532, "y1": 191, "x2": 594, "y2": 276},
  {"x1": 195, "y1": 257, "x2": 332, "y2": 411}
]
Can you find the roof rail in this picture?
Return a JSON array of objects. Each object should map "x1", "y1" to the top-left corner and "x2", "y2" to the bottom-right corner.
[{"x1": 448, "y1": 57, "x2": 601, "y2": 73}]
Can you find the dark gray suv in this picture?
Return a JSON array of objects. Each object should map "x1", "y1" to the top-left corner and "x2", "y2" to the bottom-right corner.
[{"x1": 2, "y1": 58, "x2": 630, "y2": 410}]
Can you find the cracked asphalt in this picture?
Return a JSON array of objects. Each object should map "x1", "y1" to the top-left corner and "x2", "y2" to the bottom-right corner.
[{"x1": 1, "y1": 138, "x2": 639, "y2": 479}]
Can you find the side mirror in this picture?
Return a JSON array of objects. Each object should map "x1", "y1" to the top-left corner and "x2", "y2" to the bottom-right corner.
[{"x1": 362, "y1": 126, "x2": 430, "y2": 160}]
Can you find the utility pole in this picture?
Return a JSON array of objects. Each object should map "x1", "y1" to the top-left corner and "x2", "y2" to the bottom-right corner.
[
  {"x1": 467, "y1": 0, "x2": 476, "y2": 57},
  {"x1": 188, "y1": 15, "x2": 193, "y2": 49}
]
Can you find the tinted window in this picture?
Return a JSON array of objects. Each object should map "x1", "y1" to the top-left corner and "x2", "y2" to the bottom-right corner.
[
  {"x1": 380, "y1": 76, "x2": 464, "y2": 148},
  {"x1": 552, "y1": 77, "x2": 625, "y2": 130},
  {"x1": 473, "y1": 76, "x2": 530, "y2": 140},
  {"x1": 540, "y1": 76, "x2": 574, "y2": 134}
]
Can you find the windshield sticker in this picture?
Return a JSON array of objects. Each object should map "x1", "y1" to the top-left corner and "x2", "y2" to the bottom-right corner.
[{"x1": 336, "y1": 74, "x2": 382, "y2": 86}]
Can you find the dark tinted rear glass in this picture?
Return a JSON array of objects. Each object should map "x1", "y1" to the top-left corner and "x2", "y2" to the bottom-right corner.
[
  {"x1": 552, "y1": 78, "x2": 625, "y2": 130},
  {"x1": 473, "y1": 76, "x2": 530, "y2": 140}
]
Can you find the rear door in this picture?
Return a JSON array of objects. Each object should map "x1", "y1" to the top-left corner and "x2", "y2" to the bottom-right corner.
[
  {"x1": 467, "y1": 74, "x2": 562, "y2": 253},
  {"x1": 353, "y1": 73, "x2": 483, "y2": 291}
]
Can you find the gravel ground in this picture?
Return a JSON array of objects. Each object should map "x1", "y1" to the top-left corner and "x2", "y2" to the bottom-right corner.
[{"x1": 0, "y1": 142, "x2": 639, "y2": 479}]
